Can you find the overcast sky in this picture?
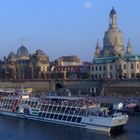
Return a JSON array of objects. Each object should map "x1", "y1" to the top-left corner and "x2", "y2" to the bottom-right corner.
[{"x1": 0, "y1": 0, "x2": 140, "y2": 61}]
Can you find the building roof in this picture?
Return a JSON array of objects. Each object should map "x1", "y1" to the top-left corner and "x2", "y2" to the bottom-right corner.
[
  {"x1": 92, "y1": 55, "x2": 140, "y2": 64},
  {"x1": 17, "y1": 44, "x2": 29, "y2": 57},
  {"x1": 8, "y1": 51, "x2": 16, "y2": 59},
  {"x1": 59, "y1": 55, "x2": 81, "y2": 62}
]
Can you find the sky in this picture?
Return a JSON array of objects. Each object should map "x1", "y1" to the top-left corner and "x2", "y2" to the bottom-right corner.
[{"x1": 0, "y1": 0, "x2": 140, "y2": 61}]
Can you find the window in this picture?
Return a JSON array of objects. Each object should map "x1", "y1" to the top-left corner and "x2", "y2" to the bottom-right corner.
[
  {"x1": 67, "y1": 116, "x2": 72, "y2": 121},
  {"x1": 99, "y1": 66, "x2": 102, "y2": 71},
  {"x1": 131, "y1": 73, "x2": 135, "y2": 78},
  {"x1": 119, "y1": 64, "x2": 121, "y2": 69},
  {"x1": 92, "y1": 66, "x2": 94, "y2": 71},
  {"x1": 110, "y1": 72, "x2": 112, "y2": 78},
  {"x1": 103, "y1": 66, "x2": 106, "y2": 71},
  {"x1": 110, "y1": 65, "x2": 112, "y2": 70},
  {"x1": 131, "y1": 63, "x2": 133, "y2": 69},
  {"x1": 123, "y1": 64, "x2": 126, "y2": 70},
  {"x1": 137, "y1": 64, "x2": 139, "y2": 69},
  {"x1": 95, "y1": 74, "x2": 97, "y2": 79},
  {"x1": 95, "y1": 66, "x2": 98, "y2": 71},
  {"x1": 124, "y1": 73, "x2": 126, "y2": 78}
]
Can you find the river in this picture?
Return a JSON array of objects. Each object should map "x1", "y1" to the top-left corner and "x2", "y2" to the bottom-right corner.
[{"x1": 0, "y1": 115, "x2": 140, "y2": 140}]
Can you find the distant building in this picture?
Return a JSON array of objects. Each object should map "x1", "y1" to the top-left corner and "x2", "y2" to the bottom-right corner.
[
  {"x1": 0, "y1": 45, "x2": 49, "y2": 80},
  {"x1": 55, "y1": 55, "x2": 83, "y2": 66},
  {"x1": 51, "y1": 56, "x2": 90, "y2": 80},
  {"x1": 90, "y1": 8, "x2": 140, "y2": 80}
]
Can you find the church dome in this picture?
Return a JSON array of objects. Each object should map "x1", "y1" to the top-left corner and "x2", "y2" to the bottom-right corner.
[
  {"x1": 8, "y1": 51, "x2": 16, "y2": 59},
  {"x1": 110, "y1": 7, "x2": 116, "y2": 15},
  {"x1": 17, "y1": 44, "x2": 29, "y2": 57}
]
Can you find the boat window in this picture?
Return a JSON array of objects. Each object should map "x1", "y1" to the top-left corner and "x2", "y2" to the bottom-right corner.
[
  {"x1": 25, "y1": 101, "x2": 28, "y2": 104},
  {"x1": 61, "y1": 107, "x2": 65, "y2": 113},
  {"x1": 44, "y1": 105, "x2": 48, "y2": 111},
  {"x1": 5, "y1": 105, "x2": 8, "y2": 109},
  {"x1": 62, "y1": 115, "x2": 67, "y2": 121},
  {"x1": 28, "y1": 101, "x2": 31, "y2": 105},
  {"x1": 50, "y1": 114, "x2": 54, "y2": 119},
  {"x1": 52, "y1": 106, "x2": 57, "y2": 112},
  {"x1": 46, "y1": 113, "x2": 50, "y2": 118},
  {"x1": 42, "y1": 113, "x2": 46, "y2": 118},
  {"x1": 1, "y1": 99, "x2": 3, "y2": 103},
  {"x1": 56, "y1": 106, "x2": 61, "y2": 113},
  {"x1": 41, "y1": 104, "x2": 45, "y2": 111},
  {"x1": 6, "y1": 99, "x2": 9, "y2": 104},
  {"x1": 31, "y1": 101, "x2": 34, "y2": 107},
  {"x1": 67, "y1": 116, "x2": 72, "y2": 121},
  {"x1": 9, "y1": 99, "x2": 12, "y2": 104},
  {"x1": 3, "y1": 99, "x2": 6, "y2": 104},
  {"x1": 37, "y1": 103, "x2": 41, "y2": 108},
  {"x1": 71, "y1": 117, "x2": 77, "y2": 122},
  {"x1": 76, "y1": 117, "x2": 82, "y2": 123},
  {"x1": 48, "y1": 106, "x2": 53, "y2": 112},
  {"x1": 8, "y1": 105, "x2": 11, "y2": 109},
  {"x1": 79, "y1": 109, "x2": 85, "y2": 116},
  {"x1": 38, "y1": 112, "x2": 42, "y2": 117},
  {"x1": 65, "y1": 107, "x2": 70, "y2": 114},
  {"x1": 34, "y1": 102, "x2": 38, "y2": 108},
  {"x1": 58, "y1": 115, "x2": 63, "y2": 120},
  {"x1": 54, "y1": 114, "x2": 58, "y2": 119}
]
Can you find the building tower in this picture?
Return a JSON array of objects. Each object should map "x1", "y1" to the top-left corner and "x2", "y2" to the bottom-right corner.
[
  {"x1": 126, "y1": 38, "x2": 132, "y2": 55},
  {"x1": 103, "y1": 7, "x2": 124, "y2": 57},
  {"x1": 94, "y1": 39, "x2": 101, "y2": 58},
  {"x1": 109, "y1": 7, "x2": 117, "y2": 29}
]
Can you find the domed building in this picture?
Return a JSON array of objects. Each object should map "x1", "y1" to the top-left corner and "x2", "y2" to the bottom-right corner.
[
  {"x1": 95, "y1": 7, "x2": 125, "y2": 58},
  {"x1": 17, "y1": 44, "x2": 29, "y2": 60},
  {"x1": 7, "y1": 51, "x2": 17, "y2": 63},
  {"x1": 0, "y1": 45, "x2": 50, "y2": 80},
  {"x1": 91, "y1": 8, "x2": 140, "y2": 80},
  {"x1": 28, "y1": 49, "x2": 50, "y2": 79}
]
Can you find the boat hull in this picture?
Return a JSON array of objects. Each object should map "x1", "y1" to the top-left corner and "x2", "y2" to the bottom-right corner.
[{"x1": 0, "y1": 111, "x2": 128, "y2": 133}]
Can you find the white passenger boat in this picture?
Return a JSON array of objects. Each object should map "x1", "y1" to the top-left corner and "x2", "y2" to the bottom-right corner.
[{"x1": 0, "y1": 93, "x2": 128, "y2": 133}]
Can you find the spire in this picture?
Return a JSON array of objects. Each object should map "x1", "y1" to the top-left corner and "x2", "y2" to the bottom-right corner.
[
  {"x1": 96, "y1": 39, "x2": 100, "y2": 49},
  {"x1": 109, "y1": 7, "x2": 117, "y2": 29},
  {"x1": 126, "y1": 38, "x2": 132, "y2": 55},
  {"x1": 95, "y1": 39, "x2": 100, "y2": 58},
  {"x1": 127, "y1": 38, "x2": 131, "y2": 47}
]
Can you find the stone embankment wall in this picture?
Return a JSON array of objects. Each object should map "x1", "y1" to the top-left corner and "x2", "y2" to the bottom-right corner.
[
  {"x1": 0, "y1": 80, "x2": 140, "y2": 96},
  {"x1": 102, "y1": 80, "x2": 140, "y2": 96},
  {"x1": 0, "y1": 80, "x2": 100, "y2": 95}
]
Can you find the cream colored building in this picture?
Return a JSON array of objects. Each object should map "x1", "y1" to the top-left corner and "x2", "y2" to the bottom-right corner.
[
  {"x1": 55, "y1": 55, "x2": 83, "y2": 66},
  {"x1": 90, "y1": 8, "x2": 140, "y2": 79}
]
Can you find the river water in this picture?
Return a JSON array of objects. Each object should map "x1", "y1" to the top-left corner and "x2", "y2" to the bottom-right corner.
[{"x1": 0, "y1": 115, "x2": 140, "y2": 140}]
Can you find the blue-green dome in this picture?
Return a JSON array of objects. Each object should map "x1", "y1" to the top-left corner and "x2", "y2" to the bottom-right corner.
[{"x1": 17, "y1": 44, "x2": 29, "y2": 57}]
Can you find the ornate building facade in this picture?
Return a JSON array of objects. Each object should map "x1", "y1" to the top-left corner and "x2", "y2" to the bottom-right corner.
[
  {"x1": 0, "y1": 45, "x2": 50, "y2": 80},
  {"x1": 0, "y1": 47, "x2": 90, "y2": 80},
  {"x1": 90, "y1": 8, "x2": 140, "y2": 80},
  {"x1": 51, "y1": 56, "x2": 90, "y2": 80}
]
